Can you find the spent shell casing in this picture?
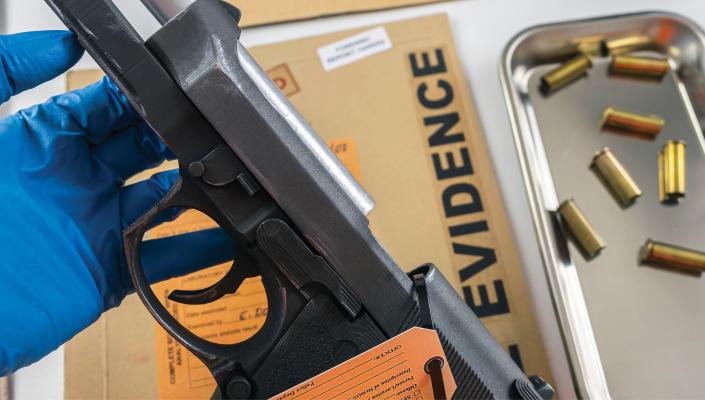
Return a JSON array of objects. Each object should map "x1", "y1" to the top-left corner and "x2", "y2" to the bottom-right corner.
[
  {"x1": 659, "y1": 140, "x2": 686, "y2": 202},
  {"x1": 558, "y1": 199, "x2": 606, "y2": 259},
  {"x1": 658, "y1": 150, "x2": 668, "y2": 203},
  {"x1": 538, "y1": 36, "x2": 604, "y2": 63},
  {"x1": 573, "y1": 36, "x2": 605, "y2": 56},
  {"x1": 610, "y1": 55, "x2": 670, "y2": 79},
  {"x1": 640, "y1": 239, "x2": 705, "y2": 273},
  {"x1": 591, "y1": 148, "x2": 642, "y2": 206},
  {"x1": 562, "y1": 35, "x2": 605, "y2": 57},
  {"x1": 601, "y1": 107, "x2": 664, "y2": 137},
  {"x1": 540, "y1": 54, "x2": 592, "y2": 94},
  {"x1": 600, "y1": 35, "x2": 653, "y2": 56}
]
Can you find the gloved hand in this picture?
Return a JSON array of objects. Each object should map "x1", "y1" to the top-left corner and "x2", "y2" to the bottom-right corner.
[{"x1": 0, "y1": 31, "x2": 233, "y2": 375}]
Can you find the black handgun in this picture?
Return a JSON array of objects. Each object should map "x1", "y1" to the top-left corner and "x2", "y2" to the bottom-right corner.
[{"x1": 44, "y1": 1, "x2": 553, "y2": 399}]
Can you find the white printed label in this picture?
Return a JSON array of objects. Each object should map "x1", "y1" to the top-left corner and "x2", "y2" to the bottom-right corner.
[{"x1": 317, "y1": 27, "x2": 392, "y2": 71}]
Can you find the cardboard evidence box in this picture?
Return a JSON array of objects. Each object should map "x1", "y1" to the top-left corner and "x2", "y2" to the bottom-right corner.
[
  {"x1": 228, "y1": 0, "x2": 448, "y2": 27},
  {"x1": 64, "y1": 14, "x2": 553, "y2": 399}
]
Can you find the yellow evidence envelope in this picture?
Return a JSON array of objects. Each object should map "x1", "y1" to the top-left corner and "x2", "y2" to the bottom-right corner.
[{"x1": 228, "y1": 0, "x2": 448, "y2": 27}]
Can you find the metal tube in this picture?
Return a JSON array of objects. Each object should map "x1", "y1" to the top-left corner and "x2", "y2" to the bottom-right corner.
[
  {"x1": 658, "y1": 150, "x2": 669, "y2": 203},
  {"x1": 610, "y1": 55, "x2": 670, "y2": 79},
  {"x1": 663, "y1": 141, "x2": 678, "y2": 195},
  {"x1": 573, "y1": 35, "x2": 604, "y2": 56},
  {"x1": 140, "y1": 0, "x2": 196, "y2": 24},
  {"x1": 640, "y1": 239, "x2": 705, "y2": 273},
  {"x1": 540, "y1": 54, "x2": 592, "y2": 94},
  {"x1": 600, "y1": 35, "x2": 653, "y2": 56},
  {"x1": 591, "y1": 148, "x2": 641, "y2": 207},
  {"x1": 671, "y1": 140, "x2": 686, "y2": 196},
  {"x1": 238, "y1": 44, "x2": 376, "y2": 216},
  {"x1": 660, "y1": 140, "x2": 686, "y2": 202},
  {"x1": 601, "y1": 107, "x2": 664, "y2": 137},
  {"x1": 558, "y1": 199, "x2": 606, "y2": 259}
]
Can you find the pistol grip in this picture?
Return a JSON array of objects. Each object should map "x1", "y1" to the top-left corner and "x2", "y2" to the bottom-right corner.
[{"x1": 412, "y1": 265, "x2": 554, "y2": 400}]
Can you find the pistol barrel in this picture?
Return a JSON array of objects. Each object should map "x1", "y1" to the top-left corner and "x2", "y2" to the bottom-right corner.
[{"x1": 141, "y1": 0, "x2": 196, "y2": 24}]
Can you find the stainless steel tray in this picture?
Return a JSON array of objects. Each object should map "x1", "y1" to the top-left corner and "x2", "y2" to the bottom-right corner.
[{"x1": 501, "y1": 12, "x2": 705, "y2": 399}]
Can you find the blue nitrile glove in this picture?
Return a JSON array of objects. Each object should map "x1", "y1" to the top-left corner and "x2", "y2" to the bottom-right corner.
[{"x1": 0, "y1": 31, "x2": 234, "y2": 375}]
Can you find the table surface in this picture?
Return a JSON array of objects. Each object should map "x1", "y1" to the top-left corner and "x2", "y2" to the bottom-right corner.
[{"x1": 3, "y1": 0, "x2": 703, "y2": 398}]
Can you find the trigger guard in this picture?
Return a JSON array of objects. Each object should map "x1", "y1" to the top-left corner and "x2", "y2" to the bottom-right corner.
[
  {"x1": 123, "y1": 172, "x2": 293, "y2": 385},
  {"x1": 168, "y1": 261, "x2": 257, "y2": 305}
]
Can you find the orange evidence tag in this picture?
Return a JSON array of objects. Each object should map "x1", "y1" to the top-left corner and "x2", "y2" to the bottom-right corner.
[{"x1": 270, "y1": 327, "x2": 456, "y2": 400}]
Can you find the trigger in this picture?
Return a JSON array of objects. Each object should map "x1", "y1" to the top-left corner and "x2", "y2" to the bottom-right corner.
[{"x1": 168, "y1": 263, "x2": 255, "y2": 305}]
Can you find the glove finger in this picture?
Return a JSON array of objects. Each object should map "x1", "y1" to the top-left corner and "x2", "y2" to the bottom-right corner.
[
  {"x1": 0, "y1": 31, "x2": 84, "y2": 104},
  {"x1": 119, "y1": 170, "x2": 179, "y2": 227},
  {"x1": 93, "y1": 119, "x2": 175, "y2": 181},
  {"x1": 140, "y1": 228, "x2": 235, "y2": 285},
  {"x1": 19, "y1": 77, "x2": 146, "y2": 145}
]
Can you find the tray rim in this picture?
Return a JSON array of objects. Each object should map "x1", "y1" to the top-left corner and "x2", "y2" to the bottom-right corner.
[{"x1": 499, "y1": 10, "x2": 705, "y2": 400}]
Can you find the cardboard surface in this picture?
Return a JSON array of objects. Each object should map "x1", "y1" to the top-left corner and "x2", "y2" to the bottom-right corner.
[
  {"x1": 0, "y1": 377, "x2": 8, "y2": 400},
  {"x1": 64, "y1": 14, "x2": 552, "y2": 399},
  {"x1": 227, "y1": 0, "x2": 447, "y2": 27}
]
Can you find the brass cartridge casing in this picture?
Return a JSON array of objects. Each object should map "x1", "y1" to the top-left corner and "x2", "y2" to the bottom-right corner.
[
  {"x1": 640, "y1": 239, "x2": 705, "y2": 273},
  {"x1": 610, "y1": 55, "x2": 670, "y2": 79},
  {"x1": 573, "y1": 36, "x2": 605, "y2": 56},
  {"x1": 540, "y1": 36, "x2": 604, "y2": 61},
  {"x1": 659, "y1": 140, "x2": 686, "y2": 202},
  {"x1": 658, "y1": 150, "x2": 667, "y2": 203},
  {"x1": 591, "y1": 148, "x2": 642, "y2": 206},
  {"x1": 600, "y1": 35, "x2": 653, "y2": 56},
  {"x1": 540, "y1": 54, "x2": 592, "y2": 94},
  {"x1": 558, "y1": 199, "x2": 606, "y2": 259},
  {"x1": 601, "y1": 107, "x2": 664, "y2": 137}
]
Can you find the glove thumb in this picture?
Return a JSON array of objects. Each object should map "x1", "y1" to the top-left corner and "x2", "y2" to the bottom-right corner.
[{"x1": 0, "y1": 30, "x2": 84, "y2": 104}]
